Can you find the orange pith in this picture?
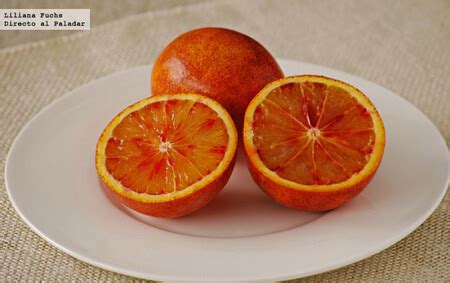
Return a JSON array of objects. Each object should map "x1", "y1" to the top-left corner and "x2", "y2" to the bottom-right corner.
[
  {"x1": 244, "y1": 75, "x2": 385, "y2": 212},
  {"x1": 96, "y1": 94, "x2": 238, "y2": 218}
]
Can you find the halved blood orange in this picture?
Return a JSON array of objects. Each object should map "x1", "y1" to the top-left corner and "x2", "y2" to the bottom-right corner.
[
  {"x1": 243, "y1": 75, "x2": 385, "y2": 212},
  {"x1": 96, "y1": 94, "x2": 237, "y2": 218}
]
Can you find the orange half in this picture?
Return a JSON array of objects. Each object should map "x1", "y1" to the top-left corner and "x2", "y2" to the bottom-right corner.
[
  {"x1": 96, "y1": 94, "x2": 238, "y2": 218},
  {"x1": 243, "y1": 75, "x2": 385, "y2": 212}
]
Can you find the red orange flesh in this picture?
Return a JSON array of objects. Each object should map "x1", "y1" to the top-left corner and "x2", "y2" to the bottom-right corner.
[{"x1": 244, "y1": 76, "x2": 385, "y2": 212}]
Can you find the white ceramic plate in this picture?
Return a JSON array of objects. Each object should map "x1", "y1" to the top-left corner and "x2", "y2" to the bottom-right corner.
[{"x1": 5, "y1": 59, "x2": 449, "y2": 282}]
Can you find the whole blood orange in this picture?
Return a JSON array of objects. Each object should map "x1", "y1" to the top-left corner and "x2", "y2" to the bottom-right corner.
[
  {"x1": 151, "y1": 27, "x2": 284, "y2": 130},
  {"x1": 243, "y1": 75, "x2": 385, "y2": 212},
  {"x1": 96, "y1": 94, "x2": 238, "y2": 218}
]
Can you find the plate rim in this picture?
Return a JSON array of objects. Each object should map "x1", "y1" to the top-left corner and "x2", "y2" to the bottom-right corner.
[{"x1": 4, "y1": 58, "x2": 449, "y2": 282}]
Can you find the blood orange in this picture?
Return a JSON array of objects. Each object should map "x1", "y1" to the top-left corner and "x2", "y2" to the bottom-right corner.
[
  {"x1": 96, "y1": 94, "x2": 238, "y2": 218},
  {"x1": 151, "y1": 27, "x2": 284, "y2": 130},
  {"x1": 243, "y1": 75, "x2": 385, "y2": 212}
]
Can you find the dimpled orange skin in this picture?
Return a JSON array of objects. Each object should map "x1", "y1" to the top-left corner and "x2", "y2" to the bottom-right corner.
[
  {"x1": 151, "y1": 27, "x2": 284, "y2": 130},
  {"x1": 245, "y1": 152, "x2": 377, "y2": 212},
  {"x1": 101, "y1": 154, "x2": 236, "y2": 218}
]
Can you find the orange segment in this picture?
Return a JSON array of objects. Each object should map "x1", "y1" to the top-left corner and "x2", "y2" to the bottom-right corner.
[
  {"x1": 96, "y1": 94, "x2": 238, "y2": 218},
  {"x1": 244, "y1": 75, "x2": 385, "y2": 212}
]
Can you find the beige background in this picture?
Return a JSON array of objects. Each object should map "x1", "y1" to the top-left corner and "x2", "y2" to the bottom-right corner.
[{"x1": 1, "y1": 0, "x2": 449, "y2": 281}]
